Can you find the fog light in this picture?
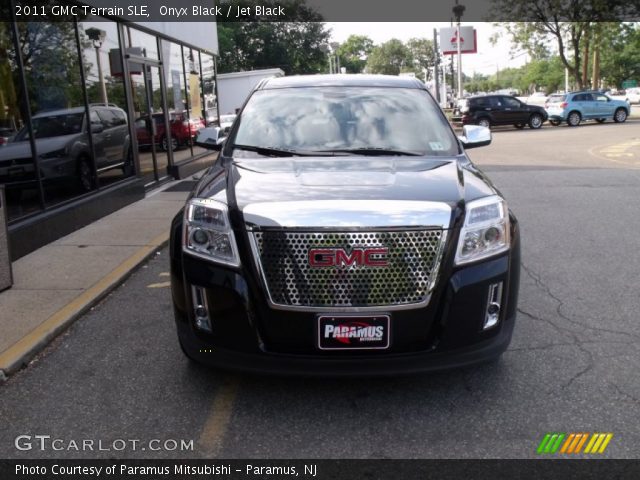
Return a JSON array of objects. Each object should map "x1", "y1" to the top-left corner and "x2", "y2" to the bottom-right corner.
[
  {"x1": 191, "y1": 285, "x2": 212, "y2": 332},
  {"x1": 484, "y1": 282, "x2": 503, "y2": 330}
]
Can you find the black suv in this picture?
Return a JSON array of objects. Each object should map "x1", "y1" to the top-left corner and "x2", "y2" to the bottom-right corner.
[
  {"x1": 455, "y1": 95, "x2": 548, "y2": 130},
  {"x1": 171, "y1": 75, "x2": 520, "y2": 375}
]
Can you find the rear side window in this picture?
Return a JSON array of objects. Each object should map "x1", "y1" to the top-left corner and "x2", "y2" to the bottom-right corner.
[
  {"x1": 96, "y1": 109, "x2": 118, "y2": 128},
  {"x1": 471, "y1": 97, "x2": 488, "y2": 107},
  {"x1": 573, "y1": 93, "x2": 593, "y2": 102},
  {"x1": 502, "y1": 97, "x2": 521, "y2": 108}
]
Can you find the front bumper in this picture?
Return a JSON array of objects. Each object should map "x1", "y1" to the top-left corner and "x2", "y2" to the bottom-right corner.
[
  {"x1": 176, "y1": 313, "x2": 515, "y2": 376},
  {"x1": 171, "y1": 212, "x2": 520, "y2": 375}
]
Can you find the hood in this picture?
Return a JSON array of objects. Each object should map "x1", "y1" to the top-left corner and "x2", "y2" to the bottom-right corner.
[{"x1": 226, "y1": 157, "x2": 466, "y2": 212}]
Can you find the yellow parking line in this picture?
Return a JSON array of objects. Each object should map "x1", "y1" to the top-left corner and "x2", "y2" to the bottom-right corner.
[
  {"x1": 147, "y1": 281, "x2": 171, "y2": 288},
  {"x1": 0, "y1": 231, "x2": 169, "y2": 374},
  {"x1": 199, "y1": 378, "x2": 240, "y2": 457}
]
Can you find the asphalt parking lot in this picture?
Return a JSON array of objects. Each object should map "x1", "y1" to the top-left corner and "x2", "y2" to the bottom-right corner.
[{"x1": 1, "y1": 119, "x2": 639, "y2": 459}]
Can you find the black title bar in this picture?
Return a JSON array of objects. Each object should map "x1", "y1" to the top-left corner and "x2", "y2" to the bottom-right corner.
[
  {"x1": 2, "y1": 459, "x2": 640, "y2": 480},
  {"x1": 1, "y1": 0, "x2": 639, "y2": 22}
]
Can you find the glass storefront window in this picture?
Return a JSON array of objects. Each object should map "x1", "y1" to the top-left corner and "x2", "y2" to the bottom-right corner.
[
  {"x1": 79, "y1": 19, "x2": 134, "y2": 187},
  {"x1": 201, "y1": 53, "x2": 217, "y2": 126},
  {"x1": 162, "y1": 39, "x2": 195, "y2": 162},
  {"x1": 126, "y1": 28, "x2": 158, "y2": 60},
  {"x1": 13, "y1": 21, "x2": 95, "y2": 208},
  {"x1": 0, "y1": 21, "x2": 42, "y2": 220}
]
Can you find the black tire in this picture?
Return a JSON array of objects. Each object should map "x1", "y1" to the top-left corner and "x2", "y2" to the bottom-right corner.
[
  {"x1": 161, "y1": 135, "x2": 177, "y2": 152},
  {"x1": 613, "y1": 108, "x2": 627, "y2": 123},
  {"x1": 549, "y1": 119, "x2": 561, "y2": 126},
  {"x1": 567, "y1": 111, "x2": 581, "y2": 127},
  {"x1": 596, "y1": 118, "x2": 606, "y2": 123},
  {"x1": 528, "y1": 113, "x2": 543, "y2": 129},
  {"x1": 77, "y1": 157, "x2": 95, "y2": 192},
  {"x1": 477, "y1": 118, "x2": 491, "y2": 128},
  {"x1": 514, "y1": 123, "x2": 526, "y2": 129}
]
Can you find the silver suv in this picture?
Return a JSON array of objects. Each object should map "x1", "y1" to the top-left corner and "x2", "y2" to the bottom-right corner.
[{"x1": 0, "y1": 105, "x2": 132, "y2": 193}]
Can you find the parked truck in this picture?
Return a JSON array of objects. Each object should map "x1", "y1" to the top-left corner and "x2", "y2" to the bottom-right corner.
[{"x1": 216, "y1": 68, "x2": 284, "y2": 116}]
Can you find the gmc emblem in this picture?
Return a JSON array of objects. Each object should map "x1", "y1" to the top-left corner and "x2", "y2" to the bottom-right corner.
[{"x1": 308, "y1": 247, "x2": 389, "y2": 268}]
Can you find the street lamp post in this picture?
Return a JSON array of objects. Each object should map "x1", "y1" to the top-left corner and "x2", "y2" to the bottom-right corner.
[
  {"x1": 322, "y1": 43, "x2": 342, "y2": 74},
  {"x1": 85, "y1": 27, "x2": 108, "y2": 105},
  {"x1": 452, "y1": 1, "x2": 465, "y2": 100}
]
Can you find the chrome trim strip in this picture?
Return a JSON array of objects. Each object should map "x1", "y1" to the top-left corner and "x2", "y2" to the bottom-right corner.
[{"x1": 243, "y1": 200, "x2": 452, "y2": 230}]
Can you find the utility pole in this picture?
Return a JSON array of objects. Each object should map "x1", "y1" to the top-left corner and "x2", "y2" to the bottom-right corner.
[
  {"x1": 433, "y1": 28, "x2": 440, "y2": 103},
  {"x1": 452, "y1": 1, "x2": 466, "y2": 100}
]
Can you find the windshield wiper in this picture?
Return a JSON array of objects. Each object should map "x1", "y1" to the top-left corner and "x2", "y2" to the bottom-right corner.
[
  {"x1": 232, "y1": 144, "x2": 337, "y2": 157},
  {"x1": 315, "y1": 147, "x2": 423, "y2": 156}
]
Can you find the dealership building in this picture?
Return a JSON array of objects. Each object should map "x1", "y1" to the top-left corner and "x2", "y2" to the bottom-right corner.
[{"x1": 0, "y1": 6, "x2": 219, "y2": 259}]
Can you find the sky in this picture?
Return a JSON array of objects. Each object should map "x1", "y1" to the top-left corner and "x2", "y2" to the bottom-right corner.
[{"x1": 326, "y1": 22, "x2": 529, "y2": 77}]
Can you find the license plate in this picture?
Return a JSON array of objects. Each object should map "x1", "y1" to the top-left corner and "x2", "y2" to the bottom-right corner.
[{"x1": 317, "y1": 315, "x2": 390, "y2": 350}]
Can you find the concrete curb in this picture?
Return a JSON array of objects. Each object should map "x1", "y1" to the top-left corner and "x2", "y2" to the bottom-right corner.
[{"x1": 0, "y1": 232, "x2": 170, "y2": 381}]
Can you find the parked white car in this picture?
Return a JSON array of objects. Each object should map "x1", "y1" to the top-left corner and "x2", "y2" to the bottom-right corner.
[
  {"x1": 526, "y1": 92, "x2": 548, "y2": 106},
  {"x1": 626, "y1": 87, "x2": 640, "y2": 105}
]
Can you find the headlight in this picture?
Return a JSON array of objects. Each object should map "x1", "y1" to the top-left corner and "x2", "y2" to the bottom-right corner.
[
  {"x1": 455, "y1": 195, "x2": 510, "y2": 265},
  {"x1": 183, "y1": 198, "x2": 240, "y2": 267}
]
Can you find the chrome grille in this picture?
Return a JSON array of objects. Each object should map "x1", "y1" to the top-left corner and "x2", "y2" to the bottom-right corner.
[{"x1": 251, "y1": 229, "x2": 445, "y2": 309}]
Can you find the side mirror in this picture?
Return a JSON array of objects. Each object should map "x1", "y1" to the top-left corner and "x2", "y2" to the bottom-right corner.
[
  {"x1": 91, "y1": 123, "x2": 104, "y2": 134},
  {"x1": 458, "y1": 125, "x2": 491, "y2": 149},
  {"x1": 194, "y1": 126, "x2": 225, "y2": 151}
]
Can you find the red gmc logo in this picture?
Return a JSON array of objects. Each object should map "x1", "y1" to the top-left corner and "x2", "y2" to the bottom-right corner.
[{"x1": 308, "y1": 247, "x2": 389, "y2": 268}]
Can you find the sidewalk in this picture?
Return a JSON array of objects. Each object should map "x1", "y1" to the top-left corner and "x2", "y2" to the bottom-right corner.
[{"x1": 0, "y1": 179, "x2": 195, "y2": 381}]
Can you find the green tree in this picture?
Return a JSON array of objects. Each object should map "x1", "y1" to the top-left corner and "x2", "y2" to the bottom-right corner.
[
  {"x1": 14, "y1": 22, "x2": 85, "y2": 113},
  {"x1": 336, "y1": 35, "x2": 374, "y2": 73},
  {"x1": 406, "y1": 37, "x2": 435, "y2": 80},
  {"x1": 595, "y1": 23, "x2": 640, "y2": 88},
  {"x1": 216, "y1": 1, "x2": 330, "y2": 75},
  {"x1": 366, "y1": 39, "x2": 411, "y2": 75},
  {"x1": 517, "y1": 57, "x2": 565, "y2": 93},
  {"x1": 492, "y1": 1, "x2": 638, "y2": 90}
]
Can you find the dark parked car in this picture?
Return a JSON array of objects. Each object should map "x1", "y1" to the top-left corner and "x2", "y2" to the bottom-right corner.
[
  {"x1": 171, "y1": 75, "x2": 520, "y2": 375},
  {"x1": 454, "y1": 94, "x2": 548, "y2": 129},
  {"x1": 0, "y1": 106, "x2": 131, "y2": 195},
  {"x1": 135, "y1": 112, "x2": 205, "y2": 151}
]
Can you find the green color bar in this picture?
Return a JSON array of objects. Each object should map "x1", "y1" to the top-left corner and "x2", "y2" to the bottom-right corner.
[
  {"x1": 550, "y1": 433, "x2": 566, "y2": 453},
  {"x1": 537, "y1": 434, "x2": 552, "y2": 454},
  {"x1": 544, "y1": 434, "x2": 559, "y2": 454}
]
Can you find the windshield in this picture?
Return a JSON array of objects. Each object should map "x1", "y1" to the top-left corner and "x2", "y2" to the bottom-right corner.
[
  {"x1": 14, "y1": 113, "x2": 84, "y2": 141},
  {"x1": 230, "y1": 86, "x2": 457, "y2": 157}
]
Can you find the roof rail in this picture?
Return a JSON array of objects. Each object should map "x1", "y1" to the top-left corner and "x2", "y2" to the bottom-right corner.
[{"x1": 89, "y1": 103, "x2": 120, "y2": 108}]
